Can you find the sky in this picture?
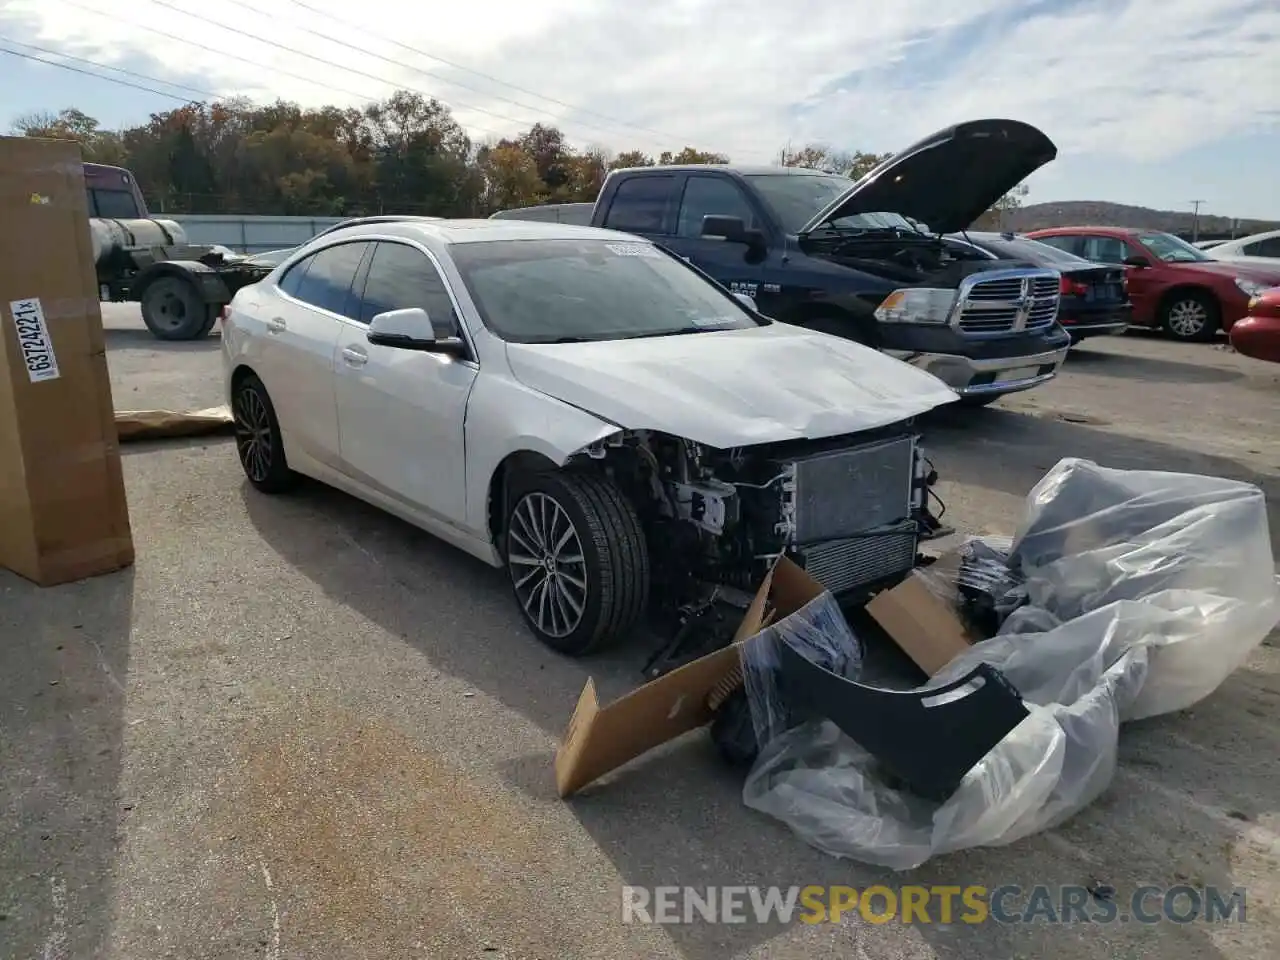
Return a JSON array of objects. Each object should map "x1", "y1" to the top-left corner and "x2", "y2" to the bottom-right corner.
[{"x1": 1, "y1": 0, "x2": 1277, "y2": 219}]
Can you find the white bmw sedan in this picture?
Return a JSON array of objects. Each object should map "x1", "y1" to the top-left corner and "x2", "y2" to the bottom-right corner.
[{"x1": 221, "y1": 218, "x2": 957, "y2": 655}]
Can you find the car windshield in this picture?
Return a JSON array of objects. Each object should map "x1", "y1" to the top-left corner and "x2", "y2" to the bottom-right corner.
[
  {"x1": 449, "y1": 238, "x2": 764, "y2": 344},
  {"x1": 745, "y1": 173, "x2": 922, "y2": 235},
  {"x1": 1138, "y1": 232, "x2": 1211, "y2": 263}
]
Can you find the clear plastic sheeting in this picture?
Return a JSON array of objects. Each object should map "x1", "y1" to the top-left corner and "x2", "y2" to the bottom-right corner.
[{"x1": 743, "y1": 458, "x2": 1280, "y2": 870}]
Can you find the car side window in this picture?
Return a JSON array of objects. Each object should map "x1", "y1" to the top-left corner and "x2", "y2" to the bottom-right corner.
[
  {"x1": 1080, "y1": 236, "x2": 1128, "y2": 264},
  {"x1": 1243, "y1": 237, "x2": 1280, "y2": 258},
  {"x1": 676, "y1": 175, "x2": 756, "y2": 237},
  {"x1": 358, "y1": 241, "x2": 458, "y2": 335},
  {"x1": 277, "y1": 257, "x2": 312, "y2": 298},
  {"x1": 602, "y1": 175, "x2": 675, "y2": 234},
  {"x1": 1034, "y1": 235, "x2": 1080, "y2": 257},
  {"x1": 288, "y1": 242, "x2": 369, "y2": 318}
]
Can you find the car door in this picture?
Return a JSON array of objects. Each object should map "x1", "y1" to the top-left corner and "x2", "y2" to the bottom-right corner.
[
  {"x1": 1081, "y1": 235, "x2": 1164, "y2": 318},
  {"x1": 333, "y1": 239, "x2": 477, "y2": 526},
  {"x1": 670, "y1": 173, "x2": 773, "y2": 311},
  {"x1": 265, "y1": 240, "x2": 370, "y2": 465}
]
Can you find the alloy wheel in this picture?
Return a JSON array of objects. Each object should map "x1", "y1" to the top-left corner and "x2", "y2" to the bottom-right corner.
[
  {"x1": 507, "y1": 492, "x2": 588, "y2": 639},
  {"x1": 1167, "y1": 299, "x2": 1208, "y2": 338},
  {"x1": 233, "y1": 385, "x2": 273, "y2": 483}
]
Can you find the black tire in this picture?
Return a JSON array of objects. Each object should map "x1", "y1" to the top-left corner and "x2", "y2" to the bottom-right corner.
[
  {"x1": 957, "y1": 395, "x2": 1000, "y2": 408},
  {"x1": 232, "y1": 373, "x2": 299, "y2": 494},
  {"x1": 504, "y1": 469, "x2": 649, "y2": 656},
  {"x1": 1159, "y1": 290, "x2": 1219, "y2": 342},
  {"x1": 140, "y1": 276, "x2": 216, "y2": 341}
]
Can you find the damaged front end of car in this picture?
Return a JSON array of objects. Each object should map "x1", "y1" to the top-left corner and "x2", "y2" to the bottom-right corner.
[{"x1": 566, "y1": 418, "x2": 946, "y2": 676}]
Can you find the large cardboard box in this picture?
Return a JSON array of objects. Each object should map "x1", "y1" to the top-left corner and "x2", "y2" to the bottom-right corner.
[
  {"x1": 554, "y1": 557, "x2": 827, "y2": 797},
  {"x1": 0, "y1": 136, "x2": 134, "y2": 586}
]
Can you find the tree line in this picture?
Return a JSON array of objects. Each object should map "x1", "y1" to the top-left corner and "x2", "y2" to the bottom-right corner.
[{"x1": 11, "y1": 92, "x2": 1022, "y2": 224}]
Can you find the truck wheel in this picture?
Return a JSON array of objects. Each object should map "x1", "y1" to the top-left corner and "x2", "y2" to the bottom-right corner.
[
  {"x1": 232, "y1": 373, "x2": 299, "y2": 494},
  {"x1": 1160, "y1": 291, "x2": 1219, "y2": 342},
  {"x1": 141, "y1": 276, "x2": 214, "y2": 341},
  {"x1": 504, "y1": 469, "x2": 649, "y2": 656}
]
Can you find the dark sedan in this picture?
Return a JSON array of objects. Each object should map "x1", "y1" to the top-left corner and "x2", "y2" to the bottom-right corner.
[{"x1": 950, "y1": 231, "x2": 1132, "y2": 343}]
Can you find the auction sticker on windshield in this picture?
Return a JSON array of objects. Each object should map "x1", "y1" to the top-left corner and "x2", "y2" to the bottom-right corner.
[
  {"x1": 605, "y1": 242, "x2": 661, "y2": 258},
  {"x1": 8, "y1": 297, "x2": 61, "y2": 383}
]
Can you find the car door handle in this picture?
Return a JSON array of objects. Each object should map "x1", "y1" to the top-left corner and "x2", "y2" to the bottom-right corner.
[
  {"x1": 341, "y1": 346, "x2": 368, "y2": 367},
  {"x1": 266, "y1": 316, "x2": 286, "y2": 333}
]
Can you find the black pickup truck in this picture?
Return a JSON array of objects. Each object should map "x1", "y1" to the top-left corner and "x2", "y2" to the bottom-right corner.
[{"x1": 570, "y1": 119, "x2": 1072, "y2": 404}]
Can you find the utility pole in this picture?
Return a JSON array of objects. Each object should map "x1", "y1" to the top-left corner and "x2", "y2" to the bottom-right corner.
[{"x1": 1189, "y1": 200, "x2": 1205, "y2": 242}]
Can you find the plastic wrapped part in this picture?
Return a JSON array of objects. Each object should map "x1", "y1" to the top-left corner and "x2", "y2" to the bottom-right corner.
[
  {"x1": 739, "y1": 590, "x2": 863, "y2": 754},
  {"x1": 915, "y1": 535, "x2": 1027, "y2": 637},
  {"x1": 744, "y1": 458, "x2": 1280, "y2": 869}
]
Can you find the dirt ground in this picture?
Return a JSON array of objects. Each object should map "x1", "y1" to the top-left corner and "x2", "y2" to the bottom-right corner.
[{"x1": 2, "y1": 307, "x2": 1278, "y2": 960}]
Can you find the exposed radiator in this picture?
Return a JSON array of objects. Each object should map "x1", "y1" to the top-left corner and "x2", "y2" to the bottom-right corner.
[
  {"x1": 788, "y1": 434, "x2": 916, "y2": 543},
  {"x1": 777, "y1": 433, "x2": 919, "y2": 596},
  {"x1": 796, "y1": 519, "x2": 919, "y2": 596}
]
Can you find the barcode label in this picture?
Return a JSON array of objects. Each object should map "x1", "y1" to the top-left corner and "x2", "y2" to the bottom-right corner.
[{"x1": 8, "y1": 297, "x2": 61, "y2": 383}]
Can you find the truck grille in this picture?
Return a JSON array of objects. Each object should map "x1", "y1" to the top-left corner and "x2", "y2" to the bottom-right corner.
[
  {"x1": 956, "y1": 272, "x2": 1060, "y2": 335},
  {"x1": 789, "y1": 434, "x2": 916, "y2": 543}
]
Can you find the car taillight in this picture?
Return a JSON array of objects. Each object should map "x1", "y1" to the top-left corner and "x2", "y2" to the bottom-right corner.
[{"x1": 1059, "y1": 276, "x2": 1089, "y2": 297}]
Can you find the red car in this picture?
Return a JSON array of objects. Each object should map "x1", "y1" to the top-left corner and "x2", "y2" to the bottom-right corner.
[
  {"x1": 1026, "y1": 226, "x2": 1280, "y2": 341},
  {"x1": 1229, "y1": 287, "x2": 1280, "y2": 363}
]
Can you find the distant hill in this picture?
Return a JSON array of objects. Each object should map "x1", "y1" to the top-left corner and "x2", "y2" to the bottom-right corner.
[{"x1": 1003, "y1": 201, "x2": 1280, "y2": 237}]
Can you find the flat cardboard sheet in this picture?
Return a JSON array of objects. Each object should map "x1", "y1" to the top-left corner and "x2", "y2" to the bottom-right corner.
[
  {"x1": 866, "y1": 553, "x2": 976, "y2": 676},
  {"x1": 115, "y1": 405, "x2": 234, "y2": 442},
  {"x1": 0, "y1": 136, "x2": 134, "y2": 586},
  {"x1": 554, "y1": 557, "x2": 827, "y2": 797}
]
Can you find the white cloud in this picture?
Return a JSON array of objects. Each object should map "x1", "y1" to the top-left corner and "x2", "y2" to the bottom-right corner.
[{"x1": 2, "y1": 0, "x2": 1277, "y2": 171}]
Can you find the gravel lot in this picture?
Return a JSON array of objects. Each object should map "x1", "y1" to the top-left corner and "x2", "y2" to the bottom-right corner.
[{"x1": 2, "y1": 306, "x2": 1278, "y2": 960}]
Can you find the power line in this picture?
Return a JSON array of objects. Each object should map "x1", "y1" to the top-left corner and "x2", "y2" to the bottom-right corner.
[
  {"x1": 284, "y1": 0, "x2": 691, "y2": 144},
  {"x1": 0, "y1": 40, "x2": 202, "y2": 103},
  {"x1": 58, "y1": 0, "x2": 509, "y2": 140},
  {"x1": 0, "y1": 36, "x2": 216, "y2": 100},
  {"x1": 146, "y1": 0, "x2": 680, "y2": 151}
]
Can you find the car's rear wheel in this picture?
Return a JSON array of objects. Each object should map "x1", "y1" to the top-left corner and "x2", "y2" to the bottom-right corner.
[
  {"x1": 232, "y1": 373, "x2": 299, "y2": 494},
  {"x1": 1160, "y1": 291, "x2": 1219, "y2": 342},
  {"x1": 504, "y1": 470, "x2": 649, "y2": 656}
]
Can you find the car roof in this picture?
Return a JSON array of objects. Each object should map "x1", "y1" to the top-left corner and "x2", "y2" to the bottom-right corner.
[
  {"x1": 1030, "y1": 226, "x2": 1142, "y2": 235},
  {"x1": 310, "y1": 217, "x2": 644, "y2": 246},
  {"x1": 608, "y1": 163, "x2": 841, "y2": 178}
]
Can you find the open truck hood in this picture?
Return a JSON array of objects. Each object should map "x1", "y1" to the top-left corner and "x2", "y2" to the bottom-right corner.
[
  {"x1": 800, "y1": 119, "x2": 1058, "y2": 236},
  {"x1": 503, "y1": 323, "x2": 958, "y2": 450}
]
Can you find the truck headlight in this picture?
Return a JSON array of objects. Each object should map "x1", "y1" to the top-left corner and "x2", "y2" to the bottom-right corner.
[
  {"x1": 1236, "y1": 277, "x2": 1267, "y2": 298},
  {"x1": 874, "y1": 287, "x2": 957, "y2": 324}
]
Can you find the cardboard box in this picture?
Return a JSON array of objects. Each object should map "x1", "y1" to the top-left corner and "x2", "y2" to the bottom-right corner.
[
  {"x1": 0, "y1": 136, "x2": 134, "y2": 586},
  {"x1": 554, "y1": 557, "x2": 827, "y2": 797},
  {"x1": 865, "y1": 550, "x2": 977, "y2": 676}
]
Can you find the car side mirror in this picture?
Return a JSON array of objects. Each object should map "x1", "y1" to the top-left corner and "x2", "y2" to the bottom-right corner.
[
  {"x1": 733, "y1": 292, "x2": 757, "y2": 312},
  {"x1": 367, "y1": 307, "x2": 467, "y2": 357},
  {"x1": 701, "y1": 214, "x2": 747, "y2": 243},
  {"x1": 1122, "y1": 255, "x2": 1151, "y2": 268}
]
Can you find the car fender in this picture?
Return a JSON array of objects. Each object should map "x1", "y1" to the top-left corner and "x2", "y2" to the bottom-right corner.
[{"x1": 464, "y1": 373, "x2": 621, "y2": 537}]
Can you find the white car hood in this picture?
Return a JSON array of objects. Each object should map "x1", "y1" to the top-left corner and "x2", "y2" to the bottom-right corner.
[{"x1": 503, "y1": 323, "x2": 958, "y2": 449}]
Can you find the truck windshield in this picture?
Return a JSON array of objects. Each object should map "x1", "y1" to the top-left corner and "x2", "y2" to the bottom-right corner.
[
  {"x1": 1137, "y1": 232, "x2": 1211, "y2": 263},
  {"x1": 746, "y1": 173, "x2": 920, "y2": 235},
  {"x1": 89, "y1": 188, "x2": 141, "y2": 219},
  {"x1": 450, "y1": 238, "x2": 763, "y2": 344}
]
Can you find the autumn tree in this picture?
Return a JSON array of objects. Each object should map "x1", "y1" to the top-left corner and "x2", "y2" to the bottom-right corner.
[
  {"x1": 12, "y1": 107, "x2": 127, "y2": 164},
  {"x1": 658, "y1": 147, "x2": 729, "y2": 165}
]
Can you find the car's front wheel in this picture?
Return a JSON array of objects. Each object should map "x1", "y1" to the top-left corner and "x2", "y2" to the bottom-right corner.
[
  {"x1": 504, "y1": 470, "x2": 649, "y2": 656},
  {"x1": 1160, "y1": 290, "x2": 1219, "y2": 342}
]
